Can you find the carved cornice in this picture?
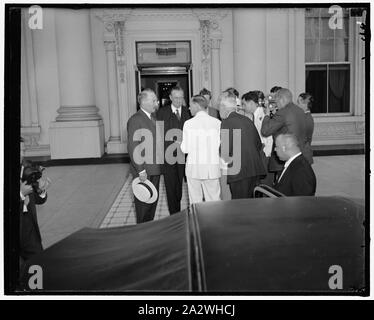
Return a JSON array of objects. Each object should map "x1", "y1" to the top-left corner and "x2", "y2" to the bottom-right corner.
[
  {"x1": 95, "y1": 9, "x2": 133, "y2": 24},
  {"x1": 95, "y1": 8, "x2": 199, "y2": 22},
  {"x1": 129, "y1": 9, "x2": 195, "y2": 20},
  {"x1": 192, "y1": 9, "x2": 229, "y2": 30},
  {"x1": 95, "y1": 8, "x2": 229, "y2": 23}
]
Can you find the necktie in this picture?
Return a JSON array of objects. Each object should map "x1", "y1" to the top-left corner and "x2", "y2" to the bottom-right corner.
[
  {"x1": 150, "y1": 114, "x2": 156, "y2": 124},
  {"x1": 175, "y1": 109, "x2": 181, "y2": 121}
]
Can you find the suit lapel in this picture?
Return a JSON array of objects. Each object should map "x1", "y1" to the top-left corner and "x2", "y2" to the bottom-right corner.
[
  {"x1": 276, "y1": 155, "x2": 302, "y2": 185},
  {"x1": 139, "y1": 109, "x2": 155, "y2": 128}
]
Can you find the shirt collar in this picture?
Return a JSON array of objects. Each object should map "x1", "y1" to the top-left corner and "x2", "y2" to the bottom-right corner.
[
  {"x1": 141, "y1": 108, "x2": 152, "y2": 119},
  {"x1": 195, "y1": 110, "x2": 208, "y2": 116},
  {"x1": 284, "y1": 152, "x2": 302, "y2": 169},
  {"x1": 171, "y1": 104, "x2": 181, "y2": 114},
  {"x1": 253, "y1": 106, "x2": 263, "y2": 117},
  {"x1": 227, "y1": 110, "x2": 237, "y2": 118}
]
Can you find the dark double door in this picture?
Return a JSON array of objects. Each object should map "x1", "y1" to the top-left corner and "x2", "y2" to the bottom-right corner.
[{"x1": 136, "y1": 67, "x2": 192, "y2": 110}]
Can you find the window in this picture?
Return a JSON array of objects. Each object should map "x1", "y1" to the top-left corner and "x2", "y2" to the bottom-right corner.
[{"x1": 305, "y1": 8, "x2": 351, "y2": 114}]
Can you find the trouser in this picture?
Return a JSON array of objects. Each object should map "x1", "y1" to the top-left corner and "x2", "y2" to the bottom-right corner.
[
  {"x1": 134, "y1": 175, "x2": 160, "y2": 224},
  {"x1": 163, "y1": 164, "x2": 184, "y2": 214},
  {"x1": 187, "y1": 177, "x2": 221, "y2": 204},
  {"x1": 229, "y1": 176, "x2": 260, "y2": 199}
]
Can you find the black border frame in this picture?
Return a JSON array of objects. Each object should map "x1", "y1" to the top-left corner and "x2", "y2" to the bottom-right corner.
[{"x1": 3, "y1": 2, "x2": 370, "y2": 297}]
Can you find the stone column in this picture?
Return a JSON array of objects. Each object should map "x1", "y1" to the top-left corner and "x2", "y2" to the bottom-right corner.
[
  {"x1": 49, "y1": 9, "x2": 104, "y2": 159},
  {"x1": 104, "y1": 37, "x2": 125, "y2": 153},
  {"x1": 193, "y1": 10, "x2": 228, "y2": 106},
  {"x1": 232, "y1": 9, "x2": 267, "y2": 95},
  {"x1": 21, "y1": 9, "x2": 42, "y2": 152},
  {"x1": 210, "y1": 30, "x2": 222, "y2": 107}
]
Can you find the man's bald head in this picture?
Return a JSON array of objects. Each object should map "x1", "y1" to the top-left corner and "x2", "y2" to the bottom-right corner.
[
  {"x1": 275, "y1": 133, "x2": 301, "y2": 161},
  {"x1": 275, "y1": 88, "x2": 293, "y2": 109}
]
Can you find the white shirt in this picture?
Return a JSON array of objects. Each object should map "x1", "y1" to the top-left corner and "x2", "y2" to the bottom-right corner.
[
  {"x1": 171, "y1": 104, "x2": 181, "y2": 117},
  {"x1": 180, "y1": 111, "x2": 221, "y2": 179},
  {"x1": 253, "y1": 107, "x2": 273, "y2": 157},
  {"x1": 278, "y1": 152, "x2": 302, "y2": 182}
]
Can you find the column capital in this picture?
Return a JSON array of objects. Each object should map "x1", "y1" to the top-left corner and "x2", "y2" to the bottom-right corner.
[
  {"x1": 210, "y1": 28, "x2": 223, "y2": 49},
  {"x1": 192, "y1": 9, "x2": 229, "y2": 26},
  {"x1": 95, "y1": 9, "x2": 133, "y2": 24},
  {"x1": 210, "y1": 37, "x2": 222, "y2": 50}
]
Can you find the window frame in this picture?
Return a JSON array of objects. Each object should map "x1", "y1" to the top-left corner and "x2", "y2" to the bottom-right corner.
[{"x1": 305, "y1": 8, "x2": 354, "y2": 116}]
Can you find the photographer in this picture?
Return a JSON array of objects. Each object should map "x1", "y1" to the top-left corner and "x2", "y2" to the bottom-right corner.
[
  {"x1": 261, "y1": 88, "x2": 308, "y2": 184},
  {"x1": 20, "y1": 138, "x2": 51, "y2": 267}
]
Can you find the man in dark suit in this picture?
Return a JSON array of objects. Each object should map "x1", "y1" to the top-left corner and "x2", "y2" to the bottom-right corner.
[
  {"x1": 219, "y1": 91, "x2": 266, "y2": 199},
  {"x1": 273, "y1": 134, "x2": 316, "y2": 196},
  {"x1": 127, "y1": 88, "x2": 162, "y2": 223},
  {"x1": 20, "y1": 139, "x2": 50, "y2": 268},
  {"x1": 156, "y1": 86, "x2": 191, "y2": 214},
  {"x1": 261, "y1": 88, "x2": 308, "y2": 182}
]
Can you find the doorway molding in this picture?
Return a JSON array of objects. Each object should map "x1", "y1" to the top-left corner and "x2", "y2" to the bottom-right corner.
[
  {"x1": 124, "y1": 31, "x2": 201, "y2": 144},
  {"x1": 95, "y1": 8, "x2": 228, "y2": 152}
]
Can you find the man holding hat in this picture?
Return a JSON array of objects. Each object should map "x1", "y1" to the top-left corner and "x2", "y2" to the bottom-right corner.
[{"x1": 127, "y1": 88, "x2": 162, "y2": 223}]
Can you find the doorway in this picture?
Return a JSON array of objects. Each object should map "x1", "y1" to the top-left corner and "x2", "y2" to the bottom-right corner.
[{"x1": 136, "y1": 66, "x2": 192, "y2": 110}]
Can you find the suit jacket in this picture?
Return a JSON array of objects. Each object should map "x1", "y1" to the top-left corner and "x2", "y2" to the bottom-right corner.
[
  {"x1": 261, "y1": 102, "x2": 308, "y2": 171},
  {"x1": 156, "y1": 104, "x2": 191, "y2": 171},
  {"x1": 20, "y1": 192, "x2": 46, "y2": 260},
  {"x1": 304, "y1": 112, "x2": 314, "y2": 164},
  {"x1": 274, "y1": 154, "x2": 316, "y2": 196},
  {"x1": 127, "y1": 109, "x2": 162, "y2": 177},
  {"x1": 207, "y1": 106, "x2": 220, "y2": 119},
  {"x1": 180, "y1": 111, "x2": 221, "y2": 179},
  {"x1": 221, "y1": 111, "x2": 266, "y2": 184}
]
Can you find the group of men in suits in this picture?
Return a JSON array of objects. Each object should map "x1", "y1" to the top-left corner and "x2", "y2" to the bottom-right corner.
[{"x1": 127, "y1": 85, "x2": 316, "y2": 224}]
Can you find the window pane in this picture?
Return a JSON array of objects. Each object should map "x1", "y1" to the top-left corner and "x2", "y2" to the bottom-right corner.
[
  {"x1": 320, "y1": 39, "x2": 334, "y2": 62},
  {"x1": 306, "y1": 65, "x2": 327, "y2": 113},
  {"x1": 305, "y1": 17, "x2": 319, "y2": 38},
  {"x1": 305, "y1": 8, "x2": 320, "y2": 18},
  {"x1": 305, "y1": 39, "x2": 319, "y2": 62},
  {"x1": 334, "y1": 38, "x2": 349, "y2": 62},
  {"x1": 335, "y1": 18, "x2": 349, "y2": 38},
  {"x1": 321, "y1": 17, "x2": 334, "y2": 38},
  {"x1": 328, "y1": 64, "x2": 350, "y2": 112}
]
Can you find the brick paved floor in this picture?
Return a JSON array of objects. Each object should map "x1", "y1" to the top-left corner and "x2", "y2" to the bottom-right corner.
[{"x1": 37, "y1": 155, "x2": 365, "y2": 247}]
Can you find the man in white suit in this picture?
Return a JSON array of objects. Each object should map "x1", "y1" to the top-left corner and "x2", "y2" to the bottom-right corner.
[{"x1": 180, "y1": 95, "x2": 221, "y2": 204}]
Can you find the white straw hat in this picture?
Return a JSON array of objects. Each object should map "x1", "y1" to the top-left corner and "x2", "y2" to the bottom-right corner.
[{"x1": 132, "y1": 177, "x2": 158, "y2": 204}]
